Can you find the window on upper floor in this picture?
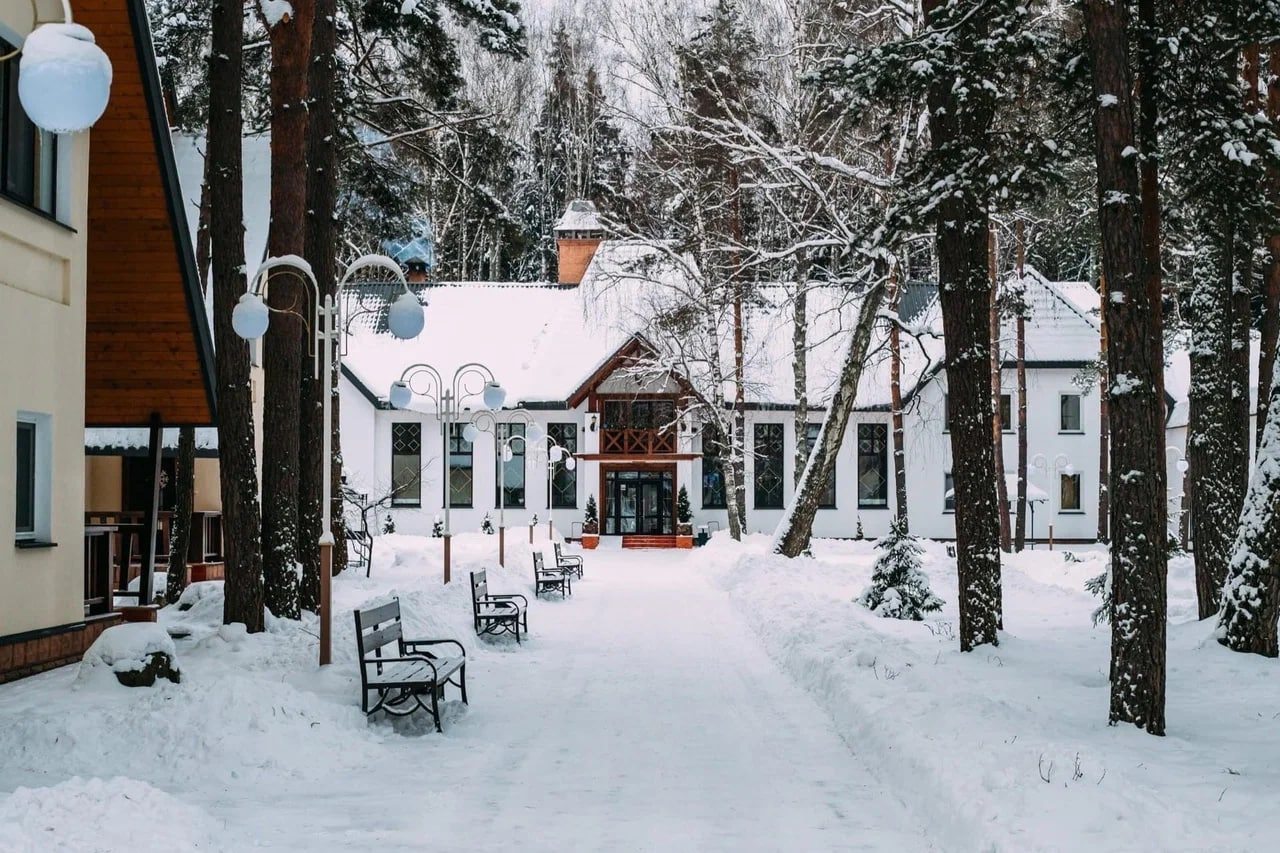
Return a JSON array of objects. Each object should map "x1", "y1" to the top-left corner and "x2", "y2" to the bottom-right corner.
[
  {"x1": 0, "y1": 42, "x2": 59, "y2": 218},
  {"x1": 1060, "y1": 394, "x2": 1082, "y2": 433}
]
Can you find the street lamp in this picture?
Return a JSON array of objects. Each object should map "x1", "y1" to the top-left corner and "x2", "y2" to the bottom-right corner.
[
  {"x1": 234, "y1": 253, "x2": 420, "y2": 666},
  {"x1": 1, "y1": 1, "x2": 113, "y2": 133},
  {"x1": 467, "y1": 410, "x2": 535, "y2": 566},
  {"x1": 389, "y1": 362, "x2": 506, "y2": 584},
  {"x1": 1166, "y1": 446, "x2": 1190, "y2": 547},
  {"x1": 1031, "y1": 453, "x2": 1074, "y2": 551}
]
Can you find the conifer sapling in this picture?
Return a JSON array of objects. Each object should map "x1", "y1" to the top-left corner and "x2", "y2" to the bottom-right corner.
[{"x1": 858, "y1": 516, "x2": 943, "y2": 621}]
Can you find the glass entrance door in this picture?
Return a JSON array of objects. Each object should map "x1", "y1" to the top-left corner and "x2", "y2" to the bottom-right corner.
[{"x1": 604, "y1": 470, "x2": 674, "y2": 535}]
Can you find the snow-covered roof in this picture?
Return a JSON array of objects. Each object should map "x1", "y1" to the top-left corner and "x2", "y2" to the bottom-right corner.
[
  {"x1": 554, "y1": 199, "x2": 605, "y2": 233},
  {"x1": 86, "y1": 428, "x2": 219, "y2": 454}
]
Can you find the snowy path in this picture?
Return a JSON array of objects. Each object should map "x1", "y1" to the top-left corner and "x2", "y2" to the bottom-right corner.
[{"x1": 225, "y1": 549, "x2": 934, "y2": 852}]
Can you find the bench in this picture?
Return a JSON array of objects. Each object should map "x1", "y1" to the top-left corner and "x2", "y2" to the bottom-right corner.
[
  {"x1": 553, "y1": 543, "x2": 584, "y2": 579},
  {"x1": 470, "y1": 570, "x2": 528, "y2": 643},
  {"x1": 354, "y1": 598, "x2": 467, "y2": 732},
  {"x1": 534, "y1": 551, "x2": 571, "y2": 598}
]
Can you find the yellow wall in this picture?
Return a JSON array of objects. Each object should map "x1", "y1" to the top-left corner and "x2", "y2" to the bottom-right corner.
[
  {"x1": 84, "y1": 455, "x2": 222, "y2": 513},
  {"x1": 0, "y1": 1, "x2": 91, "y2": 637},
  {"x1": 194, "y1": 458, "x2": 222, "y2": 512}
]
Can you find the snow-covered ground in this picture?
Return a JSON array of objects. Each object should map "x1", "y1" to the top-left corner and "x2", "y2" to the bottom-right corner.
[
  {"x1": 712, "y1": 535, "x2": 1278, "y2": 853},
  {"x1": 0, "y1": 534, "x2": 932, "y2": 852}
]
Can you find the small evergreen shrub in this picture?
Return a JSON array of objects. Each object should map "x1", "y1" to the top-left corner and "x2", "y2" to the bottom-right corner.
[
  {"x1": 858, "y1": 516, "x2": 943, "y2": 620},
  {"x1": 431, "y1": 516, "x2": 444, "y2": 538},
  {"x1": 382, "y1": 514, "x2": 396, "y2": 534},
  {"x1": 482, "y1": 513, "x2": 495, "y2": 535},
  {"x1": 583, "y1": 495, "x2": 599, "y2": 534}
]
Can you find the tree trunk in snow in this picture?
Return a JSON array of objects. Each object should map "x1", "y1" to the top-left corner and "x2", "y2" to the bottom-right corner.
[
  {"x1": 209, "y1": 0, "x2": 264, "y2": 632},
  {"x1": 774, "y1": 270, "x2": 888, "y2": 558},
  {"x1": 166, "y1": 427, "x2": 196, "y2": 604},
  {"x1": 1013, "y1": 221, "x2": 1028, "y2": 552},
  {"x1": 1098, "y1": 267, "x2": 1111, "y2": 543},
  {"x1": 888, "y1": 262, "x2": 909, "y2": 531},
  {"x1": 1084, "y1": 0, "x2": 1168, "y2": 735},
  {"x1": 922, "y1": 0, "x2": 1001, "y2": 651},
  {"x1": 989, "y1": 223, "x2": 1011, "y2": 554},
  {"x1": 1217, "y1": 368, "x2": 1280, "y2": 657},
  {"x1": 261, "y1": 0, "x2": 314, "y2": 620},
  {"x1": 299, "y1": 0, "x2": 344, "y2": 612}
]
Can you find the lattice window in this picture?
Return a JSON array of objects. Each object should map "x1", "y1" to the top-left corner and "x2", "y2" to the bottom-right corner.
[
  {"x1": 753, "y1": 423, "x2": 785, "y2": 509},
  {"x1": 857, "y1": 423, "x2": 888, "y2": 509},
  {"x1": 495, "y1": 423, "x2": 525, "y2": 508},
  {"x1": 803, "y1": 422, "x2": 837, "y2": 509},
  {"x1": 701, "y1": 424, "x2": 727, "y2": 509},
  {"x1": 391, "y1": 422, "x2": 422, "y2": 507},
  {"x1": 549, "y1": 423, "x2": 578, "y2": 508},
  {"x1": 448, "y1": 424, "x2": 473, "y2": 508}
]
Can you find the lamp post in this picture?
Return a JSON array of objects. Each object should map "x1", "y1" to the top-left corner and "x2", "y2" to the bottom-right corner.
[
  {"x1": 465, "y1": 410, "x2": 535, "y2": 566},
  {"x1": 1031, "y1": 453, "x2": 1075, "y2": 551},
  {"x1": 1165, "y1": 446, "x2": 1191, "y2": 547},
  {"x1": 0, "y1": 0, "x2": 113, "y2": 133},
  {"x1": 233, "y1": 254, "x2": 423, "y2": 666},
  {"x1": 389, "y1": 363, "x2": 506, "y2": 584}
]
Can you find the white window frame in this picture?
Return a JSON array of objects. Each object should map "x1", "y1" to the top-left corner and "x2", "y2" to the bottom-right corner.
[{"x1": 15, "y1": 412, "x2": 52, "y2": 543}]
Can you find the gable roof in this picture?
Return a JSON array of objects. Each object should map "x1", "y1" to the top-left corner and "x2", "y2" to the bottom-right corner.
[{"x1": 79, "y1": 0, "x2": 216, "y2": 427}]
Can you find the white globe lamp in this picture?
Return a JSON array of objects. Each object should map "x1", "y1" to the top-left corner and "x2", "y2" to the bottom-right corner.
[
  {"x1": 462, "y1": 423, "x2": 480, "y2": 445},
  {"x1": 549, "y1": 445, "x2": 564, "y2": 463},
  {"x1": 482, "y1": 381, "x2": 506, "y2": 411},
  {"x1": 565, "y1": 457, "x2": 577, "y2": 471},
  {"x1": 387, "y1": 289, "x2": 425, "y2": 340},
  {"x1": 502, "y1": 447, "x2": 514, "y2": 463},
  {"x1": 388, "y1": 381, "x2": 412, "y2": 410},
  {"x1": 18, "y1": 22, "x2": 113, "y2": 134},
  {"x1": 231, "y1": 292, "x2": 270, "y2": 340},
  {"x1": 527, "y1": 422, "x2": 546, "y2": 444}
]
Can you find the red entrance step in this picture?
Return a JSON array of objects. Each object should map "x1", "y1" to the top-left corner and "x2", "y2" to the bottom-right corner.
[{"x1": 621, "y1": 536, "x2": 682, "y2": 549}]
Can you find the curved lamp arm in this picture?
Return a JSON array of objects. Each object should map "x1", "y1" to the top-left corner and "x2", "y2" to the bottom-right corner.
[{"x1": 0, "y1": 1, "x2": 75, "y2": 62}]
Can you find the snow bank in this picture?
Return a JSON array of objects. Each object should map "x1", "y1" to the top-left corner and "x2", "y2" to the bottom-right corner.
[
  {"x1": 78, "y1": 623, "x2": 179, "y2": 684},
  {"x1": 709, "y1": 536, "x2": 1278, "y2": 852},
  {"x1": 0, "y1": 777, "x2": 233, "y2": 852}
]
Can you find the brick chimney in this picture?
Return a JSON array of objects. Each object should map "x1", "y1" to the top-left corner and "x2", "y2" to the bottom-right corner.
[{"x1": 554, "y1": 200, "x2": 605, "y2": 286}]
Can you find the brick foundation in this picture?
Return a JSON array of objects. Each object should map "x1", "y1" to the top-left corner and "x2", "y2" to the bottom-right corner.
[{"x1": 0, "y1": 614, "x2": 123, "y2": 684}]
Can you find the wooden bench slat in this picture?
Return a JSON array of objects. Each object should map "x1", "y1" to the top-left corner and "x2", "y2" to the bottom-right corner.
[
  {"x1": 368, "y1": 656, "x2": 464, "y2": 686},
  {"x1": 359, "y1": 621, "x2": 403, "y2": 655},
  {"x1": 359, "y1": 599, "x2": 402, "y2": 627}
]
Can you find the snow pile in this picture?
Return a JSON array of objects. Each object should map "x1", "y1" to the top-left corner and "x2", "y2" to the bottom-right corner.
[
  {"x1": 78, "y1": 624, "x2": 179, "y2": 684},
  {"x1": 0, "y1": 777, "x2": 233, "y2": 852},
  {"x1": 710, "y1": 536, "x2": 1278, "y2": 852}
]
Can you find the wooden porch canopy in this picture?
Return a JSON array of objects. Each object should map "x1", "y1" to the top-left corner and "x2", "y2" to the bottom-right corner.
[{"x1": 79, "y1": 0, "x2": 216, "y2": 428}]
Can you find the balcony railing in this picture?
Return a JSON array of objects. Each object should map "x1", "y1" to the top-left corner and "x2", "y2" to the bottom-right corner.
[{"x1": 601, "y1": 428, "x2": 678, "y2": 455}]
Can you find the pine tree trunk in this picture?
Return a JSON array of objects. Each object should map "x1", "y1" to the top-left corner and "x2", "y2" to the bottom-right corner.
[
  {"x1": 1084, "y1": 0, "x2": 1168, "y2": 734},
  {"x1": 210, "y1": 0, "x2": 264, "y2": 632},
  {"x1": 888, "y1": 262, "x2": 909, "y2": 530},
  {"x1": 1013, "y1": 221, "x2": 1028, "y2": 551},
  {"x1": 166, "y1": 427, "x2": 196, "y2": 603},
  {"x1": 922, "y1": 0, "x2": 1001, "y2": 652},
  {"x1": 261, "y1": 0, "x2": 314, "y2": 620},
  {"x1": 1098, "y1": 268, "x2": 1111, "y2": 542},
  {"x1": 775, "y1": 265, "x2": 888, "y2": 557},
  {"x1": 1218, "y1": 366, "x2": 1280, "y2": 657},
  {"x1": 989, "y1": 224, "x2": 1011, "y2": 553},
  {"x1": 1259, "y1": 47, "x2": 1280, "y2": 447},
  {"x1": 299, "y1": 0, "x2": 343, "y2": 612}
]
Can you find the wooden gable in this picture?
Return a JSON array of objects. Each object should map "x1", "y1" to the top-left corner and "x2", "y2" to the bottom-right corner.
[{"x1": 78, "y1": 0, "x2": 215, "y2": 427}]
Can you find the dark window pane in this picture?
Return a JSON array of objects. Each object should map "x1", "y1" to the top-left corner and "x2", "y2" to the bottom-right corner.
[
  {"x1": 701, "y1": 424, "x2": 727, "y2": 509},
  {"x1": 1000, "y1": 394, "x2": 1012, "y2": 430},
  {"x1": 1061, "y1": 394, "x2": 1082, "y2": 432},
  {"x1": 549, "y1": 423, "x2": 577, "y2": 508},
  {"x1": 944, "y1": 472, "x2": 955, "y2": 513},
  {"x1": 753, "y1": 423, "x2": 785, "y2": 509},
  {"x1": 1061, "y1": 474, "x2": 1081, "y2": 511},
  {"x1": 448, "y1": 423, "x2": 473, "y2": 507},
  {"x1": 15, "y1": 421, "x2": 35, "y2": 535},
  {"x1": 857, "y1": 423, "x2": 888, "y2": 508},
  {"x1": 391, "y1": 422, "x2": 422, "y2": 506},
  {"x1": 803, "y1": 422, "x2": 836, "y2": 508},
  {"x1": 496, "y1": 423, "x2": 525, "y2": 508},
  {"x1": 1, "y1": 47, "x2": 55, "y2": 214}
]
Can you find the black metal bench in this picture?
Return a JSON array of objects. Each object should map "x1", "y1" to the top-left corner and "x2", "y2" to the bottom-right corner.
[
  {"x1": 553, "y1": 542, "x2": 583, "y2": 579},
  {"x1": 470, "y1": 570, "x2": 528, "y2": 643},
  {"x1": 534, "y1": 552, "x2": 571, "y2": 598},
  {"x1": 354, "y1": 598, "x2": 467, "y2": 732}
]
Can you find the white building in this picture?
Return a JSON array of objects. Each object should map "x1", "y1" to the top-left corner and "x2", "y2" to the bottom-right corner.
[{"x1": 337, "y1": 203, "x2": 1113, "y2": 546}]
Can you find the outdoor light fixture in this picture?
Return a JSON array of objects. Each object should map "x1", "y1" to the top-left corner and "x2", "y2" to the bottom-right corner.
[
  {"x1": 0, "y1": 1, "x2": 113, "y2": 133},
  {"x1": 388, "y1": 381, "x2": 412, "y2": 410},
  {"x1": 233, "y1": 253, "x2": 422, "y2": 667},
  {"x1": 527, "y1": 422, "x2": 546, "y2": 444},
  {"x1": 231, "y1": 292, "x2": 271, "y2": 340},
  {"x1": 483, "y1": 381, "x2": 507, "y2": 411},
  {"x1": 387, "y1": 288, "x2": 426, "y2": 340},
  {"x1": 462, "y1": 423, "x2": 480, "y2": 444}
]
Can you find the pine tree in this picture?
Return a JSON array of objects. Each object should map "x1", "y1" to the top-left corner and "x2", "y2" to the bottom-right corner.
[
  {"x1": 859, "y1": 517, "x2": 943, "y2": 621},
  {"x1": 677, "y1": 486, "x2": 693, "y2": 525},
  {"x1": 583, "y1": 494, "x2": 599, "y2": 534}
]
